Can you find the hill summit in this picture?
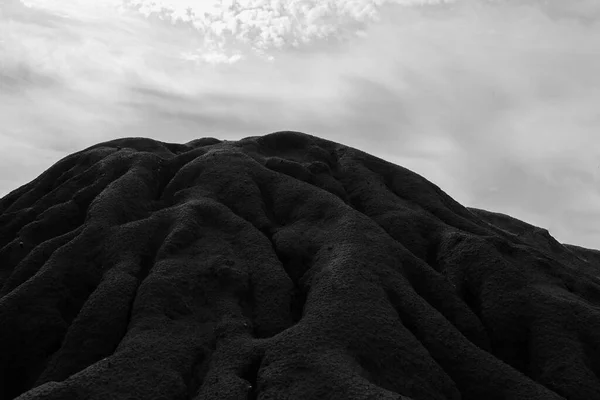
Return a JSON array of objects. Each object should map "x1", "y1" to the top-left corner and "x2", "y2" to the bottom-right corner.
[{"x1": 1, "y1": 131, "x2": 600, "y2": 400}]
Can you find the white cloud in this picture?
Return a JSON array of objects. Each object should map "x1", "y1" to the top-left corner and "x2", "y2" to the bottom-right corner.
[{"x1": 117, "y1": 0, "x2": 452, "y2": 62}]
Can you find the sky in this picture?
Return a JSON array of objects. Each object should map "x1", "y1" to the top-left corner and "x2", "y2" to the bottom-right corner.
[{"x1": 1, "y1": 0, "x2": 600, "y2": 249}]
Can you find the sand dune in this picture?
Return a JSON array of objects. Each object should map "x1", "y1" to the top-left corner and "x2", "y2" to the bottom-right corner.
[{"x1": 1, "y1": 131, "x2": 599, "y2": 400}]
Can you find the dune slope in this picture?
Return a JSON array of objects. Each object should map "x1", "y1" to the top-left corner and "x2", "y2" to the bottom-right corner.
[{"x1": 1, "y1": 131, "x2": 599, "y2": 400}]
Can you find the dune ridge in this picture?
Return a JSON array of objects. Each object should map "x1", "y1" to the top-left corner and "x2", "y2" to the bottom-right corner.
[{"x1": 0, "y1": 131, "x2": 599, "y2": 400}]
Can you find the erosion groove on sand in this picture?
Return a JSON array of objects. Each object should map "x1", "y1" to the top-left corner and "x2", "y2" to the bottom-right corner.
[{"x1": 0, "y1": 131, "x2": 599, "y2": 400}]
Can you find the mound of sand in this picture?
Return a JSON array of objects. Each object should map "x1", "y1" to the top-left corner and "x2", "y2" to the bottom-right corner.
[{"x1": 0, "y1": 131, "x2": 599, "y2": 400}]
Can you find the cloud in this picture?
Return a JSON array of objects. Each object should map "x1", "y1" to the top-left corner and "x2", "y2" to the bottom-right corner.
[{"x1": 1, "y1": 0, "x2": 600, "y2": 249}]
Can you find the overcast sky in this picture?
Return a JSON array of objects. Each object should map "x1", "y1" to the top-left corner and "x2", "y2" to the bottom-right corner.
[{"x1": 1, "y1": 0, "x2": 600, "y2": 249}]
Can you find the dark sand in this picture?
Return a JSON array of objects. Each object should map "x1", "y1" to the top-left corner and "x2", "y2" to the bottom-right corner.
[{"x1": 1, "y1": 131, "x2": 599, "y2": 400}]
